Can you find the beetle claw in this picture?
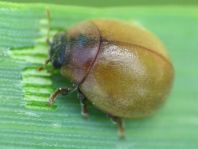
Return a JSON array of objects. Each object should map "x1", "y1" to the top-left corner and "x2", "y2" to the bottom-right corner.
[
  {"x1": 107, "y1": 114, "x2": 125, "y2": 139},
  {"x1": 118, "y1": 124, "x2": 125, "y2": 139},
  {"x1": 81, "y1": 111, "x2": 89, "y2": 118},
  {"x1": 48, "y1": 98, "x2": 54, "y2": 106}
]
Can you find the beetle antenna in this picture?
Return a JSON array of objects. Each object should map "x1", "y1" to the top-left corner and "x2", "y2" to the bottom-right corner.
[
  {"x1": 46, "y1": 8, "x2": 51, "y2": 45},
  {"x1": 38, "y1": 8, "x2": 52, "y2": 72}
]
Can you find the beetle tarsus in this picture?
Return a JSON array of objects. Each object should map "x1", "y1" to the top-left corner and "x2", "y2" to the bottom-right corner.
[
  {"x1": 48, "y1": 87, "x2": 71, "y2": 105},
  {"x1": 108, "y1": 114, "x2": 125, "y2": 139},
  {"x1": 78, "y1": 90, "x2": 89, "y2": 118}
]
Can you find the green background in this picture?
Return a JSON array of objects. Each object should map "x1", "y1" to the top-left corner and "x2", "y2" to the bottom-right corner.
[
  {"x1": 3, "y1": 0, "x2": 198, "y2": 6},
  {"x1": 0, "y1": 1, "x2": 198, "y2": 149}
]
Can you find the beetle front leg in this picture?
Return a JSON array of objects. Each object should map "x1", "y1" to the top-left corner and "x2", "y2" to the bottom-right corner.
[
  {"x1": 49, "y1": 87, "x2": 73, "y2": 105},
  {"x1": 108, "y1": 114, "x2": 125, "y2": 138},
  {"x1": 77, "y1": 90, "x2": 89, "y2": 118}
]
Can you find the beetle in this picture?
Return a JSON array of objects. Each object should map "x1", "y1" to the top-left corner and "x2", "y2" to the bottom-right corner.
[{"x1": 43, "y1": 19, "x2": 174, "y2": 138}]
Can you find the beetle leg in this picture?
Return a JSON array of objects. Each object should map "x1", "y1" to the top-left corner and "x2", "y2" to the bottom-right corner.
[
  {"x1": 38, "y1": 58, "x2": 51, "y2": 71},
  {"x1": 77, "y1": 90, "x2": 89, "y2": 118},
  {"x1": 49, "y1": 87, "x2": 75, "y2": 105},
  {"x1": 108, "y1": 114, "x2": 125, "y2": 138}
]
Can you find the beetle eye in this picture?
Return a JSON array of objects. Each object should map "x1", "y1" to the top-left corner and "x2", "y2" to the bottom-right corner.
[
  {"x1": 49, "y1": 32, "x2": 67, "y2": 69},
  {"x1": 51, "y1": 50, "x2": 65, "y2": 68},
  {"x1": 52, "y1": 59, "x2": 62, "y2": 68}
]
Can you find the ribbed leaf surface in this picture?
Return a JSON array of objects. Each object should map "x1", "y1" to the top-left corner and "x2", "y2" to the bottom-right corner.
[{"x1": 0, "y1": 2, "x2": 198, "y2": 149}]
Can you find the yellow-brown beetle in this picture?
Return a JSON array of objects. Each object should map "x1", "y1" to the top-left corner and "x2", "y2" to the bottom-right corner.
[{"x1": 45, "y1": 19, "x2": 174, "y2": 138}]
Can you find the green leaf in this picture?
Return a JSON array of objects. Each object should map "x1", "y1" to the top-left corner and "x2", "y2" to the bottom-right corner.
[
  {"x1": 0, "y1": 2, "x2": 198, "y2": 149},
  {"x1": 4, "y1": 0, "x2": 198, "y2": 6}
]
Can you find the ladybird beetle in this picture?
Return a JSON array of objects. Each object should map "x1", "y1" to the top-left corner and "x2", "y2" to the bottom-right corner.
[{"x1": 43, "y1": 19, "x2": 174, "y2": 138}]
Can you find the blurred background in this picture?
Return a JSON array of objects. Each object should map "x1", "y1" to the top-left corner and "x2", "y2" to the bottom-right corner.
[{"x1": 4, "y1": 0, "x2": 198, "y2": 6}]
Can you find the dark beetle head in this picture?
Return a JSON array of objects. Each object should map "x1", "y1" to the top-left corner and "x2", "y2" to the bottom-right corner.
[{"x1": 49, "y1": 32, "x2": 69, "y2": 69}]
